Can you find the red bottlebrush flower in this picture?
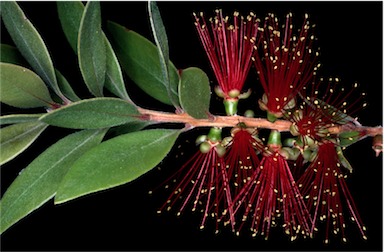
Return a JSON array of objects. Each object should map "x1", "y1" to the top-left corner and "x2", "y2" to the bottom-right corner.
[
  {"x1": 157, "y1": 130, "x2": 234, "y2": 233},
  {"x1": 194, "y1": 10, "x2": 259, "y2": 115},
  {"x1": 253, "y1": 13, "x2": 319, "y2": 119},
  {"x1": 288, "y1": 77, "x2": 367, "y2": 144},
  {"x1": 297, "y1": 141, "x2": 367, "y2": 243},
  {"x1": 224, "y1": 126, "x2": 264, "y2": 200},
  {"x1": 234, "y1": 152, "x2": 312, "y2": 240},
  {"x1": 232, "y1": 130, "x2": 312, "y2": 240}
]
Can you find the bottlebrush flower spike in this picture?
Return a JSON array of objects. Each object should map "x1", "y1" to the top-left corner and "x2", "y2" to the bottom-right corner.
[
  {"x1": 288, "y1": 77, "x2": 368, "y2": 146},
  {"x1": 157, "y1": 127, "x2": 234, "y2": 233},
  {"x1": 194, "y1": 9, "x2": 260, "y2": 115},
  {"x1": 233, "y1": 130, "x2": 312, "y2": 240},
  {"x1": 253, "y1": 13, "x2": 319, "y2": 121},
  {"x1": 297, "y1": 141, "x2": 367, "y2": 243},
  {"x1": 223, "y1": 125, "x2": 264, "y2": 202}
]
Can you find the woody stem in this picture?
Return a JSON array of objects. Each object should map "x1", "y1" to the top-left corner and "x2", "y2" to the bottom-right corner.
[{"x1": 138, "y1": 108, "x2": 383, "y2": 137}]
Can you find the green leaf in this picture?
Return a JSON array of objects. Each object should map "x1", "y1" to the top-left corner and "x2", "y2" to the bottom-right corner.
[
  {"x1": 0, "y1": 63, "x2": 55, "y2": 108},
  {"x1": 338, "y1": 130, "x2": 365, "y2": 147},
  {"x1": 1, "y1": 2, "x2": 63, "y2": 98},
  {"x1": 0, "y1": 129, "x2": 107, "y2": 234},
  {"x1": 55, "y1": 129, "x2": 180, "y2": 204},
  {"x1": 0, "y1": 44, "x2": 27, "y2": 66},
  {"x1": 336, "y1": 146, "x2": 353, "y2": 173},
  {"x1": 148, "y1": 2, "x2": 176, "y2": 107},
  {"x1": 55, "y1": 70, "x2": 81, "y2": 102},
  {"x1": 107, "y1": 21, "x2": 180, "y2": 106},
  {"x1": 107, "y1": 121, "x2": 152, "y2": 138},
  {"x1": 57, "y1": 1, "x2": 84, "y2": 54},
  {"x1": 0, "y1": 114, "x2": 43, "y2": 125},
  {"x1": 78, "y1": 1, "x2": 106, "y2": 97},
  {"x1": 179, "y1": 67, "x2": 211, "y2": 119},
  {"x1": 0, "y1": 121, "x2": 48, "y2": 165},
  {"x1": 104, "y1": 35, "x2": 131, "y2": 101},
  {"x1": 57, "y1": 2, "x2": 129, "y2": 101},
  {"x1": 39, "y1": 97, "x2": 140, "y2": 129}
]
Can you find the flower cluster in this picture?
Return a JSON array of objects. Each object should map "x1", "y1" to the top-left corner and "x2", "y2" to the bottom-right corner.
[{"x1": 155, "y1": 9, "x2": 375, "y2": 243}]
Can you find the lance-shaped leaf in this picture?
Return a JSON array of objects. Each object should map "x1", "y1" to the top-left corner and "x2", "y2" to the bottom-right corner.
[
  {"x1": 55, "y1": 70, "x2": 81, "y2": 102},
  {"x1": 336, "y1": 146, "x2": 353, "y2": 173},
  {"x1": 57, "y1": 1, "x2": 84, "y2": 54},
  {"x1": 0, "y1": 114, "x2": 43, "y2": 126},
  {"x1": 78, "y1": 1, "x2": 106, "y2": 97},
  {"x1": 107, "y1": 121, "x2": 152, "y2": 138},
  {"x1": 0, "y1": 121, "x2": 48, "y2": 165},
  {"x1": 339, "y1": 130, "x2": 367, "y2": 147},
  {"x1": 107, "y1": 21, "x2": 179, "y2": 106},
  {"x1": 104, "y1": 36, "x2": 131, "y2": 101},
  {"x1": 0, "y1": 63, "x2": 55, "y2": 108},
  {"x1": 1, "y1": 2, "x2": 63, "y2": 98},
  {"x1": 179, "y1": 67, "x2": 211, "y2": 119},
  {"x1": 148, "y1": 1, "x2": 177, "y2": 107},
  {"x1": 55, "y1": 129, "x2": 180, "y2": 204},
  {"x1": 0, "y1": 129, "x2": 107, "y2": 234},
  {"x1": 0, "y1": 44, "x2": 27, "y2": 66},
  {"x1": 57, "y1": 2, "x2": 130, "y2": 101},
  {"x1": 39, "y1": 97, "x2": 140, "y2": 129}
]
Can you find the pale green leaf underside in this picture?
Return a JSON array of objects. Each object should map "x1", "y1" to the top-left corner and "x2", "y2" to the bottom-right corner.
[
  {"x1": 0, "y1": 121, "x2": 48, "y2": 165},
  {"x1": 0, "y1": 114, "x2": 43, "y2": 126}
]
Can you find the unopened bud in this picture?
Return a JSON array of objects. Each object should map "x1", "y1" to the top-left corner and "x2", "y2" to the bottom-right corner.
[
  {"x1": 207, "y1": 127, "x2": 222, "y2": 142},
  {"x1": 238, "y1": 89, "x2": 252, "y2": 99},
  {"x1": 215, "y1": 144, "x2": 226, "y2": 157},
  {"x1": 290, "y1": 123, "x2": 300, "y2": 136},
  {"x1": 228, "y1": 89, "x2": 241, "y2": 98},
  {"x1": 195, "y1": 135, "x2": 207, "y2": 145},
  {"x1": 372, "y1": 134, "x2": 383, "y2": 157},
  {"x1": 199, "y1": 141, "x2": 211, "y2": 154},
  {"x1": 279, "y1": 148, "x2": 290, "y2": 160},
  {"x1": 284, "y1": 97, "x2": 296, "y2": 110},
  {"x1": 244, "y1": 110, "x2": 255, "y2": 118},
  {"x1": 214, "y1": 86, "x2": 225, "y2": 98},
  {"x1": 283, "y1": 138, "x2": 296, "y2": 147}
]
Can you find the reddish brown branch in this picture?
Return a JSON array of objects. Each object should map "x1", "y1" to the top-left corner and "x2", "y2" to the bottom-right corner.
[{"x1": 138, "y1": 108, "x2": 383, "y2": 137}]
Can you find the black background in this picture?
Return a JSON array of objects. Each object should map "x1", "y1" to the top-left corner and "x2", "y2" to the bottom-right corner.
[{"x1": 1, "y1": 1, "x2": 383, "y2": 251}]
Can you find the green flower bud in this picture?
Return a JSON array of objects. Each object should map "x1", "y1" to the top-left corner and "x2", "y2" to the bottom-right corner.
[
  {"x1": 238, "y1": 89, "x2": 252, "y2": 99},
  {"x1": 214, "y1": 86, "x2": 225, "y2": 98},
  {"x1": 279, "y1": 148, "x2": 290, "y2": 160},
  {"x1": 302, "y1": 149, "x2": 312, "y2": 162},
  {"x1": 290, "y1": 123, "x2": 300, "y2": 136},
  {"x1": 267, "y1": 130, "x2": 282, "y2": 149},
  {"x1": 284, "y1": 97, "x2": 296, "y2": 110},
  {"x1": 223, "y1": 98, "x2": 238, "y2": 116},
  {"x1": 228, "y1": 89, "x2": 240, "y2": 98},
  {"x1": 283, "y1": 138, "x2": 296, "y2": 147},
  {"x1": 215, "y1": 144, "x2": 226, "y2": 157},
  {"x1": 221, "y1": 136, "x2": 233, "y2": 147},
  {"x1": 195, "y1": 135, "x2": 207, "y2": 145},
  {"x1": 244, "y1": 110, "x2": 255, "y2": 118},
  {"x1": 207, "y1": 127, "x2": 222, "y2": 142},
  {"x1": 372, "y1": 134, "x2": 383, "y2": 157},
  {"x1": 199, "y1": 141, "x2": 211, "y2": 154}
]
